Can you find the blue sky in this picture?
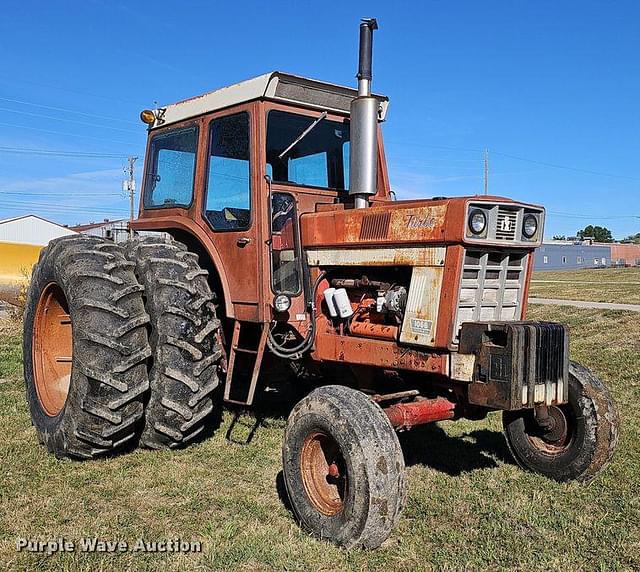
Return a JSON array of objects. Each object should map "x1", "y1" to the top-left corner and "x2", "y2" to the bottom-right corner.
[{"x1": 0, "y1": 0, "x2": 638, "y2": 238}]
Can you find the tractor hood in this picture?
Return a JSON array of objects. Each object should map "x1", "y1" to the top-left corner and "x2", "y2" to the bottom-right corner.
[{"x1": 300, "y1": 195, "x2": 544, "y2": 249}]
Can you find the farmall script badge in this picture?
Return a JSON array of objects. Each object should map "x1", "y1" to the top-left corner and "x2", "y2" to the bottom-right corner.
[{"x1": 406, "y1": 214, "x2": 436, "y2": 230}]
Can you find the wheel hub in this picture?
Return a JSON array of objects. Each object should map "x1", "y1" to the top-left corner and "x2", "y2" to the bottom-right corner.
[
  {"x1": 529, "y1": 405, "x2": 572, "y2": 453},
  {"x1": 33, "y1": 283, "x2": 73, "y2": 416},
  {"x1": 300, "y1": 431, "x2": 347, "y2": 516}
]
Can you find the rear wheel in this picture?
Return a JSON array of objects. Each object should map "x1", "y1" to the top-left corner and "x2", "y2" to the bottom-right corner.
[
  {"x1": 503, "y1": 361, "x2": 619, "y2": 482},
  {"x1": 282, "y1": 385, "x2": 406, "y2": 548},
  {"x1": 124, "y1": 235, "x2": 222, "y2": 449},
  {"x1": 24, "y1": 236, "x2": 151, "y2": 459}
]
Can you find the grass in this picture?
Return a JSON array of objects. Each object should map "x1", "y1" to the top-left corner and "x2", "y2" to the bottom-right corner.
[
  {"x1": 1, "y1": 305, "x2": 638, "y2": 571},
  {"x1": 530, "y1": 267, "x2": 640, "y2": 304}
]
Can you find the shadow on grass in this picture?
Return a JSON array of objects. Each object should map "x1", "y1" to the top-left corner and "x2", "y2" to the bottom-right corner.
[
  {"x1": 399, "y1": 424, "x2": 515, "y2": 476},
  {"x1": 275, "y1": 470, "x2": 294, "y2": 515}
]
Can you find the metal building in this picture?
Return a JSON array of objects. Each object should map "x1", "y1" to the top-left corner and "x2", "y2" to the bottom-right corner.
[
  {"x1": 533, "y1": 241, "x2": 611, "y2": 271},
  {"x1": 610, "y1": 243, "x2": 640, "y2": 267},
  {"x1": 70, "y1": 219, "x2": 129, "y2": 243},
  {"x1": 0, "y1": 214, "x2": 77, "y2": 304},
  {"x1": 0, "y1": 214, "x2": 76, "y2": 245}
]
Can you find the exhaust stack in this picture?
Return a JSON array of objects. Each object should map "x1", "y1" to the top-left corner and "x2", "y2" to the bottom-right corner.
[{"x1": 349, "y1": 18, "x2": 379, "y2": 209}]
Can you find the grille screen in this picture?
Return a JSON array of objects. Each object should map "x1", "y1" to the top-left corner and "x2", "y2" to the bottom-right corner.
[
  {"x1": 453, "y1": 249, "x2": 528, "y2": 342},
  {"x1": 496, "y1": 207, "x2": 519, "y2": 241}
]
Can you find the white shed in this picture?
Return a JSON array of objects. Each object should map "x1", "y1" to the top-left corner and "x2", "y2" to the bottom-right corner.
[{"x1": 0, "y1": 214, "x2": 77, "y2": 246}]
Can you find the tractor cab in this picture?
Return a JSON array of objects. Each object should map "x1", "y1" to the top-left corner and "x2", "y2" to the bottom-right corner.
[{"x1": 132, "y1": 71, "x2": 392, "y2": 325}]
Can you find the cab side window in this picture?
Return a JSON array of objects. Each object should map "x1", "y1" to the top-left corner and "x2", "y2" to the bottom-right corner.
[
  {"x1": 205, "y1": 112, "x2": 251, "y2": 231},
  {"x1": 145, "y1": 126, "x2": 198, "y2": 208}
]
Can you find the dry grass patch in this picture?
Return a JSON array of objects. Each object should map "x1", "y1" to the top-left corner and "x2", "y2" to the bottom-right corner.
[
  {"x1": 1, "y1": 307, "x2": 638, "y2": 571},
  {"x1": 530, "y1": 267, "x2": 640, "y2": 304}
]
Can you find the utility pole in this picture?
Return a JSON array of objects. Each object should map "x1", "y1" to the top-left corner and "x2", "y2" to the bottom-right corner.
[
  {"x1": 483, "y1": 148, "x2": 489, "y2": 195},
  {"x1": 124, "y1": 156, "x2": 138, "y2": 238}
]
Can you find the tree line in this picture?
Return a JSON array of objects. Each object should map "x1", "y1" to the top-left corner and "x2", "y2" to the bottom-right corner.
[{"x1": 552, "y1": 225, "x2": 639, "y2": 243}]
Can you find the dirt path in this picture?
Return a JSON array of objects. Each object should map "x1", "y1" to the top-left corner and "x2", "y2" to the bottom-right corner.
[{"x1": 528, "y1": 298, "x2": 640, "y2": 312}]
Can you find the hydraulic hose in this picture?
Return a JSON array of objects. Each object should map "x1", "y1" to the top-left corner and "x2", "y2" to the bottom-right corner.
[{"x1": 267, "y1": 270, "x2": 327, "y2": 359}]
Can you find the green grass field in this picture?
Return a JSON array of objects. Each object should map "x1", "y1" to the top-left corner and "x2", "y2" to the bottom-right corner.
[
  {"x1": 1, "y1": 303, "x2": 638, "y2": 571},
  {"x1": 530, "y1": 267, "x2": 640, "y2": 304}
]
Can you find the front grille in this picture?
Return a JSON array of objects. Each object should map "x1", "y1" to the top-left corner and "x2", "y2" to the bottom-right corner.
[
  {"x1": 495, "y1": 207, "x2": 519, "y2": 241},
  {"x1": 453, "y1": 249, "x2": 528, "y2": 343}
]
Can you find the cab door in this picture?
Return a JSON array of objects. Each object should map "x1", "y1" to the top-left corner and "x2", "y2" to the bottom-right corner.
[{"x1": 199, "y1": 107, "x2": 264, "y2": 322}]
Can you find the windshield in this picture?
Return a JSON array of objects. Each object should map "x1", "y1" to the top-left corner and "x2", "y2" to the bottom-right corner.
[{"x1": 266, "y1": 110, "x2": 350, "y2": 190}]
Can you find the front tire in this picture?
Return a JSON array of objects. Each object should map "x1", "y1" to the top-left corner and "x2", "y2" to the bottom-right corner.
[
  {"x1": 282, "y1": 385, "x2": 406, "y2": 548},
  {"x1": 23, "y1": 236, "x2": 151, "y2": 459},
  {"x1": 503, "y1": 361, "x2": 619, "y2": 482}
]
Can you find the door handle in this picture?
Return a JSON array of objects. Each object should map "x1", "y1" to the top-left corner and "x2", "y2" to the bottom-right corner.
[{"x1": 236, "y1": 237, "x2": 251, "y2": 246}]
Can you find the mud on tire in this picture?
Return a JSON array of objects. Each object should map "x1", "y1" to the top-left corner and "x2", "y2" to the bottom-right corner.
[
  {"x1": 125, "y1": 235, "x2": 222, "y2": 449},
  {"x1": 282, "y1": 385, "x2": 406, "y2": 549},
  {"x1": 23, "y1": 235, "x2": 151, "y2": 459},
  {"x1": 503, "y1": 361, "x2": 619, "y2": 483}
]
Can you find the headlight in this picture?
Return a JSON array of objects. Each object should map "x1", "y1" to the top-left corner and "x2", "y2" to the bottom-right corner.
[
  {"x1": 468, "y1": 209, "x2": 487, "y2": 235},
  {"x1": 274, "y1": 294, "x2": 291, "y2": 312},
  {"x1": 522, "y1": 214, "x2": 538, "y2": 238}
]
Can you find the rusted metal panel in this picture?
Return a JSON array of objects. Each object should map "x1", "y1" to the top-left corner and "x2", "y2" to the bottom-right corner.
[
  {"x1": 302, "y1": 203, "x2": 448, "y2": 248},
  {"x1": 313, "y1": 327, "x2": 448, "y2": 375},
  {"x1": 399, "y1": 266, "x2": 444, "y2": 347},
  {"x1": 434, "y1": 245, "x2": 465, "y2": 348},
  {"x1": 306, "y1": 246, "x2": 446, "y2": 267}
]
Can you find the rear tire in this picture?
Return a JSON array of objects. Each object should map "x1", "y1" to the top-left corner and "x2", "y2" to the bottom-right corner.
[
  {"x1": 124, "y1": 235, "x2": 222, "y2": 449},
  {"x1": 23, "y1": 236, "x2": 151, "y2": 459},
  {"x1": 282, "y1": 385, "x2": 406, "y2": 548},
  {"x1": 503, "y1": 361, "x2": 619, "y2": 482}
]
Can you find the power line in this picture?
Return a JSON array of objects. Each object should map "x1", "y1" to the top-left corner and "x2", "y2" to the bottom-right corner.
[
  {"x1": 0, "y1": 106, "x2": 139, "y2": 134},
  {"x1": 0, "y1": 96, "x2": 138, "y2": 125},
  {"x1": 491, "y1": 150, "x2": 640, "y2": 182},
  {"x1": 0, "y1": 201, "x2": 129, "y2": 215},
  {"x1": 0, "y1": 121, "x2": 140, "y2": 146},
  {"x1": 0, "y1": 77, "x2": 144, "y2": 106},
  {"x1": 390, "y1": 140, "x2": 639, "y2": 182},
  {"x1": 0, "y1": 145, "x2": 129, "y2": 159},
  {"x1": 548, "y1": 211, "x2": 640, "y2": 220}
]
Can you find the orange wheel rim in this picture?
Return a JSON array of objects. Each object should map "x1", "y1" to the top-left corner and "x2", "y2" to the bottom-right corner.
[
  {"x1": 33, "y1": 283, "x2": 73, "y2": 416},
  {"x1": 300, "y1": 431, "x2": 347, "y2": 516}
]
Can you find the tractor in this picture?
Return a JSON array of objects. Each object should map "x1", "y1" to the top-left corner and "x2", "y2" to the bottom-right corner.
[{"x1": 23, "y1": 19, "x2": 618, "y2": 548}]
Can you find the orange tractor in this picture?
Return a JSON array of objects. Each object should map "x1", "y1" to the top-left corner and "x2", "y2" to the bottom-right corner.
[{"x1": 24, "y1": 19, "x2": 618, "y2": 548}]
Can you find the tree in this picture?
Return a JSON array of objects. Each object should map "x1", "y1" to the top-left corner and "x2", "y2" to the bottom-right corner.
[
  {"x1": 622, "y1": 232, "x2": 640, "y2": 244},
  {"x1": 552, "y1": 234, "x2": 566, "y2": 240},
  {"x1": 576, "y1": 225, "x2": 613, "y2": 243}
]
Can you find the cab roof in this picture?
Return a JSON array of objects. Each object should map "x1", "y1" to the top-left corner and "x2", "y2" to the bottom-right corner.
[{"x1": 146, "y1": 72, "x2": 389, "y2": 129}]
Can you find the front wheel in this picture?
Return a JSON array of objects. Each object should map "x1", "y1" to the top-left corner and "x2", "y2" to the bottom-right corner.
[
  {"x1": 282, "y1": 385, "x2": 406, "y2": 549},
  {"x1": 503, "y1": 361, "x2": 619, "y2": 483}
]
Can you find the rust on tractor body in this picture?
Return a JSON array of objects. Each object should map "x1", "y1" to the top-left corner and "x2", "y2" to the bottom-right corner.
[{"x1": 131, "y1": 59, "x2": 558, "y2": 423}]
